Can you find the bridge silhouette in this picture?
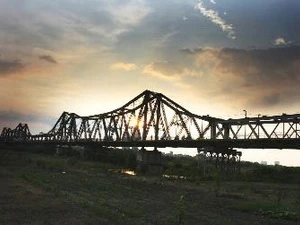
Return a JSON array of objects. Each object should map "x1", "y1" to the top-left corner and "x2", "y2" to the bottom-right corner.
[{"x1": 1, "y1": 90, "x2": 300, "y2": 151}]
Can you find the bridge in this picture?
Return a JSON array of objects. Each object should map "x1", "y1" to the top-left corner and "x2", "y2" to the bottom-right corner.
[{"x1": 1, "y1": 90, "x2": 300, "y2": 151}]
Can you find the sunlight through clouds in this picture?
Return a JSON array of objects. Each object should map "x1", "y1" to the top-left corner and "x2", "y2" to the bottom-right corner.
[{"x1": 143, "y1": 61, "x2": 198, "y2": 80}]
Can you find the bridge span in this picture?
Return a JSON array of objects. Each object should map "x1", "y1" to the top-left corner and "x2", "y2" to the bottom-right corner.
[{"x1": 1, "y1": 90, "x2": 300, "y2": 150}]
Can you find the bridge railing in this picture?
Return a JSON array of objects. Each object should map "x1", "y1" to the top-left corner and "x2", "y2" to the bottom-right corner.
[{"x1": 214, "y1": 114, "x2": 300, "y2": 140}]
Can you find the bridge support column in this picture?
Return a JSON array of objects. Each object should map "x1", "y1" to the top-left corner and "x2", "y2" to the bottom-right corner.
[
  {"x1": 136, "y1": 148, "x2": 163, "y2": 175},
  {"x1": 197, "y1": 147, "x2": 242, "y2": 174}
]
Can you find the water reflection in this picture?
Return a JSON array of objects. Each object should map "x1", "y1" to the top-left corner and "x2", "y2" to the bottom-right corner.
[{"x1": 121, "y1": 169, "x2": 136, "y2": 176}]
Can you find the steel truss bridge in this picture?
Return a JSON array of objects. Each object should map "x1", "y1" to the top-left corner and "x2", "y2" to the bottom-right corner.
[{"x1": 1, "y1": 90, "x2": 300, "y2": 152}]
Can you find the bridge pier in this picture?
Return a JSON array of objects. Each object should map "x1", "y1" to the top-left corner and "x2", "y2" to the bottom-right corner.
[
  {"x1": 197, "y1": 147, "x2": 242, "y2": 173},
  {"x1": 136, "y1": 147, "x2": 163, "y2": 175}
]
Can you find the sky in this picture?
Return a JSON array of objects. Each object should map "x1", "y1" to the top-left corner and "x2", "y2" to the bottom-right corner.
[{"x1": 1, "y1": 0, "x2": 300, "y2": 166}]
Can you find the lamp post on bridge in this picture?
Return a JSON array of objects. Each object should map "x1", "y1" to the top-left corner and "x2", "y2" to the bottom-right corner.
[{"x1": 243, "y1": 109, "x2": 247, "y2": 118}]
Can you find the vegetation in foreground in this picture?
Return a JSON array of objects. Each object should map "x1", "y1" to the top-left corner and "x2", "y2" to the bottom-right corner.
[{"x1": 0, "y1": 146, "x2": 299, "y2": 225}]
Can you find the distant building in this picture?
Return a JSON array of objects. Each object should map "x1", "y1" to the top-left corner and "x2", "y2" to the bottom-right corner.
[
  {"x1": 173, "y1": 154, "x2": 191, "y2": 158},
  {"x1": 261, "y1": 161, "x2": 268, "y2": 165},
  {"x1": 274, "y1": 161, "x2": 280, "y2": 166}
]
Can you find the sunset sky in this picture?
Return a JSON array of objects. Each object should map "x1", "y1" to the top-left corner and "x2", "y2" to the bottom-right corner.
[{"x1": 1, "y1": 0, "x2": 300, "y2": 166}]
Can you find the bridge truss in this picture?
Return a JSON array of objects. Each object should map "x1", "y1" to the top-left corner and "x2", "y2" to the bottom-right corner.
[{"x1": 1, "y1": 90, "x2": 300, "y2": 150}]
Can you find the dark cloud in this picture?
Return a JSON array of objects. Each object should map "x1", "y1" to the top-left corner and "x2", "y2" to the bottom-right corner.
[
  {"x1": 0, "y1": 110, "x2": 56, "y2": 131},
  {"x1": 39, "y1": 55, "x2": 58, "y2": 64},
  {"x1": 0, "y1": 110, "x2": 34, "y2": 122},
  {"x1": 0, "y1": 59, "x2": 24, "y2": 76},
  {"x1": 260, "y1": 93, "x2": 281, "y2": 106},
  {"x1": 180, "y1": 48, "x2": 204, "y2": 54},
  {"x1": 183, "y1": 45, "x2": 300, "y2": 85},
  {"x1": 0, "y1": 0, "x2": 151, "y2": 66},
  {"x1": 180, "y1": 45, "x2": 300, "y2": 109},
  {"x1": 217, "y1": 46, "x2": 300, "y2": 83}
]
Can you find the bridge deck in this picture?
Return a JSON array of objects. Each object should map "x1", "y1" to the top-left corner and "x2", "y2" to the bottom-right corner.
[{"x1": 2, "y1": 138, "x2": 299, "y2": 150}]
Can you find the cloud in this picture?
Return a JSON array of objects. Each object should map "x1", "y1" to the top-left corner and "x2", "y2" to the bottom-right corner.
[
  {"x1": 273, "y1": 37, "x2": 292, "y2": 46},
  {"x1": 143, "y1": 61, "x2": 197, "y2": 80},
  {"x1": 210, "y1": 0, "x2": 216, "y2": 4},
  {"x1": 110, "y1": 62, "x2": 138, "y2": 71},
  {"x1": 39, "y1": 55, "x2": 58, "y2": 64},
  {"x1": 0, "y1": 1, "x2": 152, "y2": 67},
  {"x1": 195, "y1": 0, "x2": 236, "y2": 39},
  {"x1": 107, "y1": 0, "x2": 151, "y2": 26},
  {"x1": 260, "y1": 93, "x2": 281, "y2": 106},
  {"x1": 0, "y1": 110, "x2": 56, "y2": 134},
  {"x1": 217, "y1": 47, "x2": 300, "y2": 84},
  {"x1": 0, "y1": 59, "x2": 25, "y2": 76},
  {"x1": 180, "y1": 48, "x2": 204, "y2": 54},
  {"x1": 0, "y1": 110, "x2": 36, "y2": 122},
  {"x1": 155, "y1": 31, "x2": 179, "y2": 47},
  {"x1": 0, "y1": 110, "x2": 55, "y2": 126},
  {"x1": 183, "y1": 46, "x2": 300, "y2": 82},
  {"x1": 180, "y1": 46, "x2": 300, "y2": 109}
]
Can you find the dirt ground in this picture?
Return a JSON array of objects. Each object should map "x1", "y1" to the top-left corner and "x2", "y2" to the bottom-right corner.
[
  {"x1": 0, "y1": 149, "x2": 299, "y2": 225},
  {"x1": 0, "y1": 176, "x2": 105, "y2": 225}
]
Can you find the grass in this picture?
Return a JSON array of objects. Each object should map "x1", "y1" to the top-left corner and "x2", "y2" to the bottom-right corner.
[
  {"x1": 0, "y1": 147, "x2": 299, "y2": 225},
  {"x1": 233, "y1": 201, "x2": 299, "y2": 221}
]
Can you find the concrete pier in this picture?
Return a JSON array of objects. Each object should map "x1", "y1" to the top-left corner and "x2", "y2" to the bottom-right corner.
[{"x1": 136, "y1": 148, "x2": 163, "y2": 175}]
